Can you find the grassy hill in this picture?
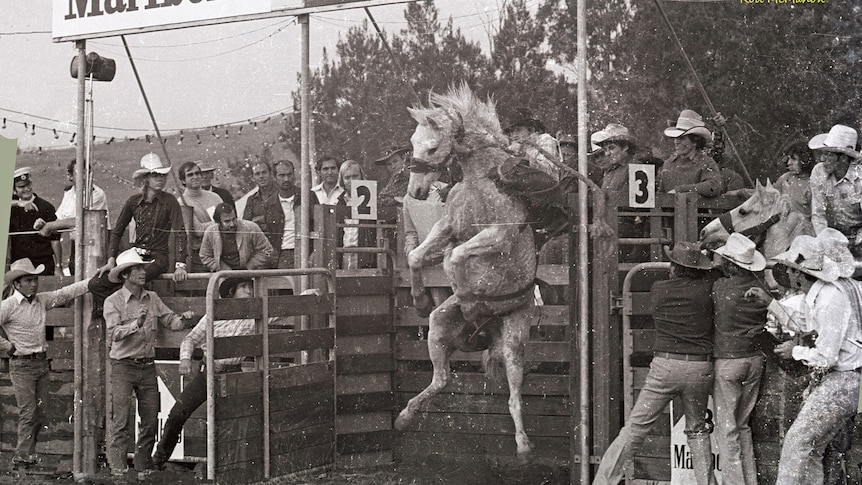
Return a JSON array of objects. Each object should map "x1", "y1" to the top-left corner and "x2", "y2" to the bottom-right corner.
[{"x1": 14, "y1": 119, "x2": 298, "y2": 218}]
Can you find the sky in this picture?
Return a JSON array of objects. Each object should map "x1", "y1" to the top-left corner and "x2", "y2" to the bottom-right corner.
[{"x1": 0, "y1": 0, "x2": 521, "y2": 150}]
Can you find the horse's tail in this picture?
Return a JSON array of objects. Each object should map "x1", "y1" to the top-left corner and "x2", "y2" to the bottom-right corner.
[{"x1": 482, "y1": 349, "x2": 507, "y2": 384}]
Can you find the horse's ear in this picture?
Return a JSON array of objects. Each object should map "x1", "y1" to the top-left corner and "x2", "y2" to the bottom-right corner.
[
  {"x1": 755, "y1": 179, "x2": 763, "y2": 190},
  {"x1": 765, "y1": 178, "x2": 773, "y2": 189}
]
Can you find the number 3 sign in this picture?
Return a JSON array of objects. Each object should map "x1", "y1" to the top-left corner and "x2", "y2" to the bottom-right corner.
[
  {"x1": 350, "y1": 180, "x2": 378, "y2": 220},
  {"x1": 628, "y1": 163, "x2": 655, "y2": 208}
]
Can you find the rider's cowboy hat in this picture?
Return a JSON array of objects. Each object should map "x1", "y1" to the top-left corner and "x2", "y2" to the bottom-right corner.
[
  {"x1": 504, "y1": 108, "x2": 547, "y2": 134},
  {"x1": 664, "y1": 241, "x2": 714, "y2": 270},
  {"x1": 4, "y1": 258, "x2": 45, "y2": 285},
  {"x1": 807, "y1": 124, "x2": 861, "y2": 158},
  {"x1": 712, "y1": 233, "x2": 766, "y2": 272},
  {"x1": 219, "y1": 277, "x2": 254, "y2": 299},
  {"x1": 591, "y1": 123, "x2": 638, "y2": 151},
  {"x1": 771, "y1": 228, "x2": 855, "y2": 283},
  {"x1": 13, "y1": 167, "x2": 32, "y2": 185},
  {"x1": 664, "y1": 109, "x2": 713, "y2": 141},
  {"x1": 195, "y1": 160, "x2": 218, "y2": 172},
  {"x1": 109, "y1": 247, "x2": 155, "y2": 283},
  {"x1": 374, "y1": 141, "x2": 411, "y2": 165},
  {"x1": 133, "y1": 153, "x2": 172, "y2": 180}
]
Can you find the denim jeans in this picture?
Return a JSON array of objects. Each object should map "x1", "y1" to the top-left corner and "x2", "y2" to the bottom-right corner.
[
  {"x1": 9, "y1": 358, "x2": 50, "y2": 458},
  {"x1": 713, "y1": 355, "x2": 765, "y2": 485},
  {"x1": 776, "y1": 369, "x2": 861, "y2": 484},
  {"x1": 109, "y1": 359, "x2": 160, "y2": 471},
  {"x1": 593, "y1": 356, "x2": 716, "y2": 485}
]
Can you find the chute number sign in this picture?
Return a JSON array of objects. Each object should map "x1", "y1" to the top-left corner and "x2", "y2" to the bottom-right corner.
[
  {"x1": 628, "y1": 163, "x2": 655, "y2": 208},
  {"x1": 351, "y1": 180, "x2": 378, "y2": 220}
]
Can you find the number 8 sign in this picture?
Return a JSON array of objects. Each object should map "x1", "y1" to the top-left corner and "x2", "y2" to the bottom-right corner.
[
  {"x1": 350, "y1": 180, "x2": 378, "y2": 220},
  {"x1": 628, "y1": 163, "x2": 655, "y2": 208}
]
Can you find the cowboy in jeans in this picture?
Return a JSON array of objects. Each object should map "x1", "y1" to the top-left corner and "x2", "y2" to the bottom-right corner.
[
  {"x1": 593, "y1": 242, "x2": 717, "y2": 485},
  {"x1": 749, "y1": 228, "x2": 862, "y2": 484},
  {"x1": 0, "y1": 258, "x2": 90, "y2": 469},
  {"x1": 710, "y1": 233, "x2": 769, "y2": 485},
  {"x1": 104, "y1": 248, "x2": 194, "y2": 476}
]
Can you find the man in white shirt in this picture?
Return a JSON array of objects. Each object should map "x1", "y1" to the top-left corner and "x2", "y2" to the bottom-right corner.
[
  {"x1": 310, "y1": 155, "x2": 344, "y2": 204},
  {"x1": 37, "y1": 159, "x2": 109, "y2": 275},
  {"x1": 273, "y1": 160, "x2": 299, "y2": 268}
]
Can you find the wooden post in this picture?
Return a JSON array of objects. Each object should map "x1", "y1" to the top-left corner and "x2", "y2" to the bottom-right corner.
[
  {"x1": 82, "y1": 210, "x2": 108, "y2": 474},
  {"x1": 673, "y1": 193, "x2": 698, "y2": 243}
]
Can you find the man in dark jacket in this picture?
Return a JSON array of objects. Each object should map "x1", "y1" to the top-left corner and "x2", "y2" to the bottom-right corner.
[{"x1": 9, "y1": 167, "x2": 60, "y2": 275}]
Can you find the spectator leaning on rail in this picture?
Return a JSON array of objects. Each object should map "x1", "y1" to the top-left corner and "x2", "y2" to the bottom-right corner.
[
  {"x1": 659, "y1": 109, "x2": 723, "y2": 197},
  {"x1": 37, "y1": 159, "x2": 109, "y2": 275},
  {"x1": 0, "y1": 258, "x2": 91, "y2": 470},
  {"x1": 593, "y1": 242, "x2": 717, "y2": 485},
  {"x1": 808, "y1": 124, "x2": 862, "y2": 258},
  {"x1": 196, "y1": 160, "x2": 235, "y2": 211},
  {"x1": 709, "y1": 233, "x2": 769, "y2": 485},
  {"x1": 199, "y1": 203, "x2": 272, "y2": 272},
  {"x1": 152, "y1": 277, "x2": 256, "y2": 470},
  {"x1": 96, "y1": 153, "x2": 189, "y2": 284},
  {"x1": 177, "y1": 161, "x2": 222, "y2": 273},
  {"x1": 104, "y1": 248, "x2": 195, "y2": 477},
  {"x1": 746, "y1": 229, "x2": 862, "y2": 484},
  {"x1": 8, "y1": 167, "x2": 61, "y2": 275}
]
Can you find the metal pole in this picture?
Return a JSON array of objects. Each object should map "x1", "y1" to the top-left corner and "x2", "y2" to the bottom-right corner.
[
  {"x1": 653, "y1": 0, "x2": 754, "y2": 188},
  {"x1": 576, "y1": 0, "x2": 591, "y2": 482},
  {"x1": 205, "y1": 277, "x2": 217, "y2": 481},
  {"x1": 72, "y1": 39, "x2": 87, "y2": 481},
  {"x1": 299, "y1": 14, "x2": 310, "y2": 293}
]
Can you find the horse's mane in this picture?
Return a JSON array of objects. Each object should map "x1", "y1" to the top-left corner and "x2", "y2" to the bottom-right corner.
[{"x1": 414, "y1": 83, "x2": 508, "y2": 150}]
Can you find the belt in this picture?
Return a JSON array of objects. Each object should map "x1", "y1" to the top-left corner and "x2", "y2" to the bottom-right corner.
[
  {"x1": 654, "y1": 351, "x2": 712, "y2": 362},
  {"x1": 119, "y1": 357, "x2": 155, "y2": 364},
  {"x1": 11, "y1": 351, "x2": 47, "y2": 360}
]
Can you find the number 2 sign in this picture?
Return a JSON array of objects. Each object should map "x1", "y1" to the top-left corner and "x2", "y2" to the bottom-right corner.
[
  {"x1": 628, "y1": 163, "x2": 655, "y2": 208},
  {"x1": 350, "y1": 180, "x2": 378, "y2": 220}
]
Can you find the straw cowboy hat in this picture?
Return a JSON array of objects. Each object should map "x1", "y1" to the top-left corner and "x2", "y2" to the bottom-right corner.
[
  {"x1": 219, "y1": 277, "x2": 254, "y2": 299},
  {"x1": 771, "y1": 228, "x2": 855, "y2": 283},
  {"x1": 664, "y1": 109, "x2": 713, "y2": 141},
  {"x1": 108, "y1": 247, "x2": 155, "y2": 283},
  {"x1": 374, "y1": 141, "x2": 411, "y2": 165},
  {"x1": 133, "y1": 153, "x2": 172, "y2": 180},
  {"x1": 712, "y1": 233, "x2": 766, "y2": 272},
  {"x1": 591, "y1": 123, "x2": 638, "y2": 150},
  {"x1": 664, "y1": 241, "x2": 714, "y2": 270},
  {"x1": 807, "y1": 124, "x2": 861, "y2": 158},
  {"x1": 4, "y1": 258, "x2": 45, "y2": 285}
]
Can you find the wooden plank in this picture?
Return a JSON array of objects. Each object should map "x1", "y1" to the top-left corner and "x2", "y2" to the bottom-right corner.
[
  {"x1": 215, "y1": 414, "x2": 262, "y2": 442},
  {"x1": 338, "y1": 315, "x2": 393, "y2": 336},
  {"x1": 337, "y1": 450, "x2": 393, "y2": 468},
  {"x1": 336, "y1": 295, "x2": 391, "y2": 317},
  {"x1": 216, "y1": 393, "x2": 262, "y2": 420},
  {"x1": 336, "y1": 276, "x2": 394, "y2": 296},
  {"x1": 160, "y1": 297, "x2": 207, "y2": 314},
  {"x1": 396, "y1": 304, "x2": 568, "y2": 328},
  {"x1": 395, "y1": 412, "x2": 569, "y2": 437},
  {"x1": 337, "y1": 373, "x2": 391, "y2": 396},
  {"x1": 395, "y1": 392, "x2": 570, "y2": 417},
  {"x1": 336, "y1": 430, "x2": 391, "y2": 454},
  {"x1": 336, "y1": 412, "x2": 391, "y2": 435},
  {"x1": 337, "y1": 392, "x2": 396, "y2": 414},
  {"x1": 270, "y1": 362, "x2": 334, "y2": 390},
  {"x1": 397, "y1": 432, "x2": 570, "y2": 462},
  {"x1": 396, "y1": 371, "x2": 569, "y2": 396},
  {"x1": 270, "y1": 401, "x2": 334, "y2": 435},
  {"x1": 270, "y1": 422, "x2": 335, "y2": 455},
  {"x1": 269, "y1": 293, "x2": 335, "y2": 317},
  {"x1": 47, "y1": 340, "x2": 73, "y2": 360},
  {"x1": 337, "y1": 334, "x2": 391, "y2": 355},
  {"x1": 396, "y1": 340, "x2": 569, "y2": 363},
  {"x1": 270, "y1": 443, "x2": 334, "y2": 476},
  {"x1": 211, "y1": 328, "x2": 334, "y2": 359},
  {"x1": 337, "y1": 354, "x2": 395, "y2": 375}
]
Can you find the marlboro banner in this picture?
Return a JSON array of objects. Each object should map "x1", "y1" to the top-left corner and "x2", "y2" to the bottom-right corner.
[{"x1": 670, "y1": 397, "x2": 724, "y2": 484}]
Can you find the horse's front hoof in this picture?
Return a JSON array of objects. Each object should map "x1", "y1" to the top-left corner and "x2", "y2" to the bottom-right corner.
[
  {"x1": 394, "y1": 410, "x2": 413, "y2": 430},
  {"x1": 413, "y1": 290, "x2": 435, "y2": 318},
  {"x1": 516, "y1": 446, "x2": 534, "y2": 466}
]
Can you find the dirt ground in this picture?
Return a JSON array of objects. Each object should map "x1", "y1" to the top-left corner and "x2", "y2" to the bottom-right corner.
[{"x1": 0, "y1": 457, "x2": 570, "y2": 485}]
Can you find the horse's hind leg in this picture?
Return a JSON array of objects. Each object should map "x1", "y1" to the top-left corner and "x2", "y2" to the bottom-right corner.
[
  {"x1": 395, "y1": 296, "x2": 464, "y2": 430},
  {"x1": 499, "y1": 306, "x2": 536, "y2": 463}
]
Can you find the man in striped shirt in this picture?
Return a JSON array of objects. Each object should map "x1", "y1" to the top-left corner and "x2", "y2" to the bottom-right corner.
[{"x1": 152, "y1": 277, "x2": 256, "y2": 470}]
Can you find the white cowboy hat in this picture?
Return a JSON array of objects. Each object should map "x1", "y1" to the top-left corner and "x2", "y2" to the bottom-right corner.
[
  {"x1": 664, "y1": 109, "x2": 713, "y2": 141},
  {"x1": 108, "y1": 248, "x2": 155, "y2": 283},
  {"x1": 591, "y1": 123, "x2": 638, "y2": 150},
  {"x1": 133, "y1": 153, "x2": 172, "y2": 179},
  {"x1": 712, "y1": 233, "x2": 766, "y2": 272},
  {"x1": 4, "y1": 258, "x2": 45, "y2": 285},
  {"x1": 771, "y1": 229, "x2": 854, "y2": 283},
  {"x1": 664, "y1": 241, "x2": 714, "y2": 270},
  {"x1": 195, "y1": 160, "x2": 217, "y2": 172},
  {"x1": 807, "y1": 124, "x2": 860, "y2": 158}
]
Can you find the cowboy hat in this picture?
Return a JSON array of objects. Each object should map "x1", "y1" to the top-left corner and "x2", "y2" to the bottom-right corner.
[
  {"x1": 219, "y1": 277, "x2": 254, "y2": 299},
  {"x1": 664, "y1": 109, "x2": 713, "y2": 141},
  {"x1": 13, "y1": 167, "x2": 32, "y2": 185},
  {"x1": 557, "y1": 132, "x2": 576, "y2": 146},
  {"x1": 133, "y1": 153, "x2": 172, "y2": 179},
  {"x1": 771, "y1": 229, "x2": 854, "y2": 283},
  {"x1": 807, "y1": 124, "x2": 861, "y2": 158},
  {"x1": 374, "y1": 141, "x2": 411, "y2": 165},
  {"x1": 664, "y1": 241, "x2": 714, "y2": 270},
  {"x1": 591, "y1": 123, "x2": 638, "y2": 150},
  {"x1": 108, "y1": 247, "x2": 155, "y2": 283},
  {"x1": 195, "y1": 160, "x2": 217, "y2": 172},
  {"x1": 504, "y1": 108, "x2": 547, "y2": 134},
  {"x1": 712, "y1": 233, "x2": 766, "y2": 272},
  {"x1": 4, "y1": 258, "x2": 45, "y2": 285}
]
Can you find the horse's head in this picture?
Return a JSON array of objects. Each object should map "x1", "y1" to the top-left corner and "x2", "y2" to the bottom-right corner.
[
  {"x1": 408, "y1": 105, "x2": 457, "y2": 174},
  {"x1": 700, "y1": 180, "x2": 787, "y2": 248}
]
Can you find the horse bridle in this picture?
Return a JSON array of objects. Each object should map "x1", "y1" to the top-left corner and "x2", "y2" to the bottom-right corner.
[{"x1": 718, "y1": 212, "x2": 782, "y2": 240}]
